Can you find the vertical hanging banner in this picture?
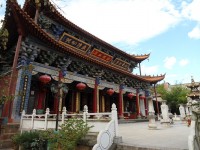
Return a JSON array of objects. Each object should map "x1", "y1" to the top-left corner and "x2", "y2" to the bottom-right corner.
[{"x1": 20, "y1": 75, "x2": 28, "y2": 114}]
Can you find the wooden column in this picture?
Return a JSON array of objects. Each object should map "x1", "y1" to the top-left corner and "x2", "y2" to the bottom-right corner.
[
  {"x1": 154, "y1": 84, "x2": 160, "y2": 115},
  {"x1": 53, "y1": 96, "x2": 59, "y2": 114},
  {"x1": 3, "y1": 34, "x2": 23, "y2": 121},
  {"x1": 71, "y1": 91, "x2": 75, "y2": 112},
  {"x1": 144, "y1": 97, "x2": 148, "y2": 116},
  {"x1": 118, "y1": 85, "x2": 123, "y2": 118},
  {"x1": 136, "y1": 89, "x2": 141, "y2": 118},
  {"x1": 102, "y1": 96, "x2": 105, "y2": 112},
  {"x1": 59, "y1": 90, "x2": 63, "y2": 112},
  {"x1": 37, "y1": 86, "x2": 46, "y2": 110},
  {"x1": 75, "y1": 92, "x2": 80, "y2": 113},
  {"x1": 93, "y1": 78, "x2": 100, "y2": 113}
]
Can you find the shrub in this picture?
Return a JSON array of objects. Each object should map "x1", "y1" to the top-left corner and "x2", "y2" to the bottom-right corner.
[
  {"x1": 47, "y1": 118, "x2": 92, "y2": 150},
  {"x1": 12, "y1": 130, "x2": 47, "y2": 150},
  {"x1": 12, "y1": 118, "x2": 92, "y2": 150}
]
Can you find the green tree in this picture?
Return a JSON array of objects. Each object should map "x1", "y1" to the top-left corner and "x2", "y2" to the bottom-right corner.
[{"x1": 155, "y1": 84, "x2": 189, "y2": 114}]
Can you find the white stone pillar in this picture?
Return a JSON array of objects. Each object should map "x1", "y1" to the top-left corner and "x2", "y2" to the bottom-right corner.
[
  {"x1": 187, "y1": 101, "x2": 192, "y2": 116},
  {"x1": 147, "y1": 96, "x2": 157, "y2": 129},
  {"x1": 179, "y1": 104, "x2": 186, "y2": 120},
  {"x1": 160, "y1": 100, "x2": 171, "y2": 126}
]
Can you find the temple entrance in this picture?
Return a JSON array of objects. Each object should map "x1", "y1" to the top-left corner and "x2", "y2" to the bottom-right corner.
[{"x1": 123, "y1": 96, "x2": 137, "y2": 119}]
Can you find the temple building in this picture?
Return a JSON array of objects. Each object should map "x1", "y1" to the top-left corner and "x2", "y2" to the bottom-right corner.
[{"x1": 0, "y1": 0, "x2": 164, "y2": 122}]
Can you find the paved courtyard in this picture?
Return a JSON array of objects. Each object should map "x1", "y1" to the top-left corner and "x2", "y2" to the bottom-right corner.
[{"x1": 118, "y1": 121, "x2": 190, "y2": 150}]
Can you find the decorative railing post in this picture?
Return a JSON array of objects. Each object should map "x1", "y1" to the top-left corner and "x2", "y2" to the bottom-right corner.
[
  {"x1": 44, "y1": 108, "x2": 50, "y2": 130},
  {"x1": 20, "y1": 110, "x2": 25, "y2": 130},
  {"x1": 31, "y1": 109, "x2": 36, "y2": 129},
  {"x1": 62, "y1": 107, "x2": 67, "y2": 124},
  {"x1": 83, "y1": 105, "x2": 88, "y2": 122},
  {"x1": 111, "y1": 103, "x2": 118, "y2": 136}
]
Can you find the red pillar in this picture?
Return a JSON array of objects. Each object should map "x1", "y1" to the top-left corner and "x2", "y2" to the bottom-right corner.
[
  {"x1": 118, "y1": 85, "x2": 123, "y2": 118},
  {"x1": 2, "y1": 34, "x2": 23, "y2": 120},
  {"x1": 136, "y1": 89, "x2": 140, "y2": 117},
  {"x1": 53, "y1": 97, "x2": 59, "y2": 114},
  {"x1": 154, "y1": 84, "x2": 160, "y2": 115},
  {"x1": 93, "y1": 79, "x2": 98, "y2": 113},
  {"x1": 37, "y1": 87, "x2": 46, "y2": 110},
  {"x1": 71, "y1": 91, "x2": 76, "y2": 112}
]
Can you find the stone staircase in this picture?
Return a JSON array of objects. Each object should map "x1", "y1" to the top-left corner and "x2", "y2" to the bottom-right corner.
[
  {"x1": 78, "y1": 132, "x2": 98, "y2": 149},
  {"x1": 0, "y1": 123, "x2": 20, "y2": 150},
  {"x1": 116, "y1": 144, "x2": 186, "y2": 150}
]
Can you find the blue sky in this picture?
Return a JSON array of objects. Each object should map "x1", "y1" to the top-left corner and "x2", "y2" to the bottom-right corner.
[{"x1": 1, "y1": 0, "x2": 200, "y2": 85}]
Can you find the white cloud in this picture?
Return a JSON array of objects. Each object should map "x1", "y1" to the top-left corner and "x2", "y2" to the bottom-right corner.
[
  {"x1": 140, "y1": 65, "x2": 159, "y2": 75},
  {"x1": 163, "y1": 56, "x2": 176, "y2": 69},
  {"x1": 56, "y1": 0, "x2": 180, "y2": 45},
  {"x1": 188, "y1": 26, "x2": 200, "y2": 39},
  {"x1": 181, "y1": 0, "x2": 200, "y2": 39},
  {"x1": 179, "y1": 59, "x2": 189, "y2": 66},
  {"x1": 181, "y1": 0, "x2": 200, "y2": 22}
]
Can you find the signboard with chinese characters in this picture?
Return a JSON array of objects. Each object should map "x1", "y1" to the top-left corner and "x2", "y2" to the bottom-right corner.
[
  {"x1": 20, "y1": 75, "x2": 28, "y2": 114},
  {"x1": 59, "y1": 32, "x2": 91, "y2": 52},
  {"x1": 90, "y1": 48, "x2": 113, "y2": 62},
  {"x1": 112, "y1": 58, "x2": 130, "y2": 70}
]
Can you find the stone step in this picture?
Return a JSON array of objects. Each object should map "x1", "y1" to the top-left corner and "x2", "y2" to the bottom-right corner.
[
  {"x1": 118, "y1": 119, "x2": 148, "y2": 124},
  {"x1": 116, "y1": 143, "x2": 183, "y2": 150},
  {"x1": 85, "y1": 132, "x2": 99, "y2": 139},
  {"x1": 0, "y1": 133, "x2": 16, "y2": 140},
  {"x1": 79, "y1": 132, "x2": 98, "y2": 147},
  {"x1": 0, "y1": 123, "x2": 20, "y2": 150},
  {"x1": 76, "y1": 145, "x2": 92, "y2": 150},
  {"x1": 1, "y1": 123, "x2": 20, "y2": 134},
  {"x1": 0, "y1": 139, "x2": 15, "y2": 149}
]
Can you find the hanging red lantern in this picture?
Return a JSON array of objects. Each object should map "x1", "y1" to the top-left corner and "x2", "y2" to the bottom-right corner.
[
  {"x1": 127, "y1": 92, "x2": 135, "y2": 99},
  {"x1": 107, "y1": 88, "x2": 114, "y2": 96},
  {"x1": 39, "y1": 74, "x2": 51, "y2": 84},
  {"x1": 76, "y1": 82, "x2": 86, "y2": 90},
  {"x1": 140, "y1": 95, "x2": 145, "y2": 99}
]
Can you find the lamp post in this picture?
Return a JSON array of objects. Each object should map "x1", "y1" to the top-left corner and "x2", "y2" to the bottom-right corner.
[{"x1": 51, "y1": 70, "x2": 68, "y2": 131}]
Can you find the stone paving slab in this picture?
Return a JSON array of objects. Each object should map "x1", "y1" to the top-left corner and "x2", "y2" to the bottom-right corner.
[{"x1": 118, "y1": 121, "x2": 190, "y2": 150}]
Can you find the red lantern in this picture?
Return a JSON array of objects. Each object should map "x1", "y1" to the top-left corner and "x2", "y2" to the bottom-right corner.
[
  {"x1": 140, "y1": 95, "x2": 145, "y2": 99},
  {"x1": 107, "y1": 88, "x2": 114, "y2": 96},
  {"x1": 127, "y1": 93, "x2": 135, "y2": 99},
  {"x1": 39, "y1": 75, "x2": 51, "y2": 84},
  {"x1": 76, "y1": 82, "x2": 86, "y2": 90}
]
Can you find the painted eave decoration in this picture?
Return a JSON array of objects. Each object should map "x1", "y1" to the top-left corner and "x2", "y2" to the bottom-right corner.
[{"x1": 112, "y1": 58, "x2": 130, "y2": 70}]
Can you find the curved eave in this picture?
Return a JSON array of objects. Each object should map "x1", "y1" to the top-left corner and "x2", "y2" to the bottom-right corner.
[
  {"x1": 132, "y1": 53, "x2": 150, "y2": 62},
  {"x1": 9, "y1": 1, "x2": 153, "y2": 84},
  {"x1": 140, "y1": 74, "x2": 165, "y2": 84},
  {"x1": 22, "y1": 0, "x2": 145, "y2": 62}
]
